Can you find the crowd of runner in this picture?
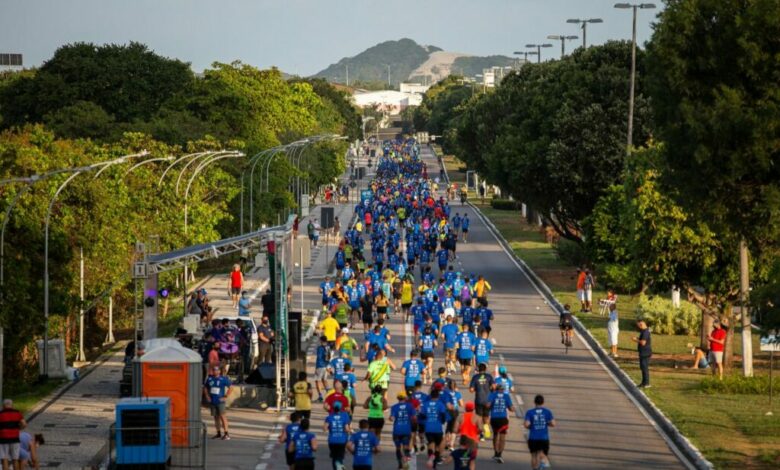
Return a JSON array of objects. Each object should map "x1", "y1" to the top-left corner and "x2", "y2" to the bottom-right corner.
[{"x1": 281, "y1": 139, "x2": 555, "y2": 470}]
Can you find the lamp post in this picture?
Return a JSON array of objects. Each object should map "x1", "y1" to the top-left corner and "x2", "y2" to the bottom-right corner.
[
  {"x1": 42, "y1": 152, "x2": 147, "y2": 379},
  {"x1": 614, "y1": 2, "x2": 656, "y2": 154},
  {"x1": 513, "y1": 51, "x2": 538, "y2": 67},
  {"x1": 547, "y1": 35, "x2": 579, "y2": 58},
  {"x1": 183, "y1": 151, "x2": 243, "y2": 234},
  {"x1": 525, "y1": 43, "x2": 553, "y2": 63},
  {"x1": 566, "y1": 18, "x2": 604, "y2": 48}
]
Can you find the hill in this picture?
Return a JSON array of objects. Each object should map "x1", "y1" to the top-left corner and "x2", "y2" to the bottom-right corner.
[{"x1": 312, "y1": 39, "x2": 515, "y2": 87}]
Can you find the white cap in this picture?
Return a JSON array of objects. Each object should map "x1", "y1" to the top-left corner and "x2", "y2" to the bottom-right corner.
[{"x1": 341, "y1": 327, "x2": 349, "y2": 333}]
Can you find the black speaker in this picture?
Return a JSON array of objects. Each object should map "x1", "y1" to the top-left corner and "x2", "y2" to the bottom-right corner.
[
  {"x1": 288, "y1": 317, "x2": 301, "y2": 361},
  {"x1": 357, "y1": 167, "x2": 366, "y2": 179},
  {"x1": 321, "y1": 207, "x2": 335, "y2": 229}
]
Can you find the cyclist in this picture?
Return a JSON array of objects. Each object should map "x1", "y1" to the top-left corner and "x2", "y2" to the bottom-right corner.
[{"x1": 559, "y1": 304, "x2": 574, "y2": 346}]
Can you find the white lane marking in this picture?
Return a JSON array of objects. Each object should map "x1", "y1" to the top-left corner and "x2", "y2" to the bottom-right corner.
[
  {"x1": 471, "y1": 204, "x2": 699, "y2": 470},
  {"x1": 260, "y1": 452, "x2": 271, "y2": 459},
  {"x1": 255, "y1": 464, "x2": 267, "y2": 470},
  {"x1": 515, "y1": 394, "x2": 524, "y2": 406}
]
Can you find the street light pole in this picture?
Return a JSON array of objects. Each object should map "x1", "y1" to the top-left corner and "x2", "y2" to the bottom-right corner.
[
  {"x1": 566, "y1": 18, "x2": 604, "y2": 48},
  {"x1": 614, "y1": 3, "x2": 656, "y2": 154},
  {"x1": 513, "y1": 51, "x2": 538, "y2": 68},
  {"x1": 547, "y1": 35, "x2": 579, "y2": 58},
  {"x1": 526, "y1": 43, "x2": 553, "y2": 63}
]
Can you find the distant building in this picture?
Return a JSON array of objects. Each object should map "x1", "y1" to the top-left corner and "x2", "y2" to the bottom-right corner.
[
  {"x1": 399, "y1": 82, "x2": 430, "y2": 94},
  {"x1": 480, "y1": 66, "x2": 514, "y2": 88},
  {"x1": 0, "y1": 53, "x2": 23, "y2": 72},
  {"x1": 352, "y1": 90, "x2": 423, "y2": 114}
]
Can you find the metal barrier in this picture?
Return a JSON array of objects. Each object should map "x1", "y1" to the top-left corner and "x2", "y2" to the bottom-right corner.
[{"x1": 107, "y1": 420, "x2": 206, "y2": 469}]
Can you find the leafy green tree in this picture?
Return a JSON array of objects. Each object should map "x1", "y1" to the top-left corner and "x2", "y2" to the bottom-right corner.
[
  {"x1": 42, "y1": 101, "x2": 117, "y2": 140},
  {"x1": 0, "y1": 42, "x2": 194, "y2": 127}
]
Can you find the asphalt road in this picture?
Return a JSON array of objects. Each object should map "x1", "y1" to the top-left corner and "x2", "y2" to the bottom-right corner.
[{"x1": 298, "y1": 147, "x2": 686, "y2": 469}]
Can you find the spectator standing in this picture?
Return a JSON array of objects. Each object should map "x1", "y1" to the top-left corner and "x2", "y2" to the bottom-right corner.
[
  {"x1": 524, "y1": 394, "x2": 556, "y2": 470},
  {"x1": 707, "y1": 319, "x2": 727, "y2": 380},
  {"x1": 333, "y1": 216, "x2": 341, "y2": 237},
  {"x1": 607, "y1": 303, "x2": 620, "y2": 358},
  {"x1": 632, "y1": 320, "x2": 653, "y2": 388},
  {"x1": 203, "y1": 367, "x2": 232, "y2": 440},
  {"x1": 260, "y1": 289, "x2": 275, "y2": 319},
  {"x1": 583, "y1": 269, "x2": 594, "y2": 312},
  {"x1": 258, "y1": 315, "x2": 275, "y2": 364},
  {"x1": 227, "y1": 264, "x2": 244, "y2": 309},
  {"x1": 576, "y1": 268, "x2": 586, "y2": 312},
  {"x1": 0, "y1": 399, "x2": 26, "y2": 470}
]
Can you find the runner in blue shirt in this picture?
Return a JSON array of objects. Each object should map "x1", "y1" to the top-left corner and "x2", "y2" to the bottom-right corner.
[
  {"x1": 455, "y1": 325, "x2": 477, "y2": 384},
  {"x1": 494, "y1": 365, "x2": 515, "y2": 393},
  {"x1": 348, "y1": 419, "x2": 380, "y2": 470},
  {"x1": 320, "y1": 277, "x2": 334, "y2": 307},
  {"x1": 324, "y1": 402, "x2": 352, "y2": 470},
  {"x1": 418, "y1": 324, "x2": 438, "y2": 384},
  {"x1": 477, "y1": 304, "x2": 495, "y2": 335},
  {"x1": 314, "y1": 336, "x2": 329, "y2": 402},
  {"x1": 289, "y1": 418, "x2": 317, "y2": 470},
  {"x1": 475, "y1": 329, "x2": 493, "y2": 366},
  {"x1": 524, "y1": 395, "x2": 556, "y2": 470},
  {"x1": 410, "y1": 381, "x2": 429, "y2": 454},
  {"x1": 440, "y1": 315, "x2": 460, "y2": 373},
  {"x1": 328, "y1": 354, "x2": 351, "y2": 377},
  {"x1": 436, "y1": 248, "x2": 449, "y2": 272},
  {"x1": 459, "y1": 300, "x2": 475, "y2": 329},
  {"x1": 443, "y1": 436, "x2": 477, "y2": 470},
  {"x1": 411, "y1": 298, "x2": 426, "y2": 338},
  {"x1": 442, "y1": 381, "x2": 464, "y2": 451},
  {"x1": 203, "y1": 367, "x2": 232, "y2": 440},
  {"x1": 421, "y1": 389, "x2": 448, "y2": 468},
  {"x1": 401, "y1": 350, "x2": 426, "y2": 394},
  {"x1": 487, "y1": 383, "x2": 515, "y2": 463},
  {"x1": 461, "y1": 215, "x2": 470, "y2": 243},
  {"x1": 277, "y1": 412, "x2": 302, "y2": 470},
  {"x1": 389, "y1": 392, "x2": 416, "y2": 469}
]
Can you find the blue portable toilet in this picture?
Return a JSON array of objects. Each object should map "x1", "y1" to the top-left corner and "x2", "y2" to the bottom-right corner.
[{"x1": 115, "y1": 397, "x2": 171, "y2": 468}]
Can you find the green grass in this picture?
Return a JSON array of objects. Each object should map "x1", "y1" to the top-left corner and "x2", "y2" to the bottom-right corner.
[
  {"x1": 8, "y1": 378, "x2": 67, "y2": 415},
  {"x1": 477, "y1": 203, "x2": 780, "y2": 469}
]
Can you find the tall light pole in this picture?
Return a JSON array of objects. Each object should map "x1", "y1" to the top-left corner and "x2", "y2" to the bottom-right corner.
[
  {"x1": 566, "y1": 18, "x2": 604, "y2": 48},
  {"x1": 547, "y1": 35, "x2": 579, "y2": 58},
  {"x1": 525, "y1": 43, "x2": 553, "y2": 63},
  {"x1": 42, "y1": 152, "x2": 147, "y2": 379},
  {"x1": 513, "y1": 51, "x2": 538, "y2": 68},
  {"x1": 614, "y1": 2, "x2": 656, "y2": 154},
  {"x1": 385, "y1": 64, "x2": 391, "y2": 87}
]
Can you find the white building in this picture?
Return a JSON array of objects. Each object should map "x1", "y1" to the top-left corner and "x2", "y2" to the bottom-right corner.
[
  {"x1": 480, "y1": 66, "x2": 514, "y2": 88},
  {"x1": 352, "y1": 90, "x2": 423, "y2": 114},
  {"x1": 0, "y1": 53, "x2": 23, "y2": 72},
  {"x1": 399, "y1": 82, "x2": 431, "y2": 94}
]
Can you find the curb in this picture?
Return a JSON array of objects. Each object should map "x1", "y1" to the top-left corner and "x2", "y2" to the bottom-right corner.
[{"x1": 468, "y1": 201, "x2": 714, "y2": 470}]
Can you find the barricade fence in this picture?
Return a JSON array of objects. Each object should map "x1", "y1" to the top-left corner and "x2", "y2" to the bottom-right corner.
[{"x1": 107, "y1": 420, "x2": 206, "y2": 469}]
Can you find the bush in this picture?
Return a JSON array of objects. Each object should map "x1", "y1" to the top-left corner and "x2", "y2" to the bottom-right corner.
[
  {"x1": 699, "y1": 374, "x2": 771, "y2": 395},
  {"x1": 634, "y1": 294, "x2": 701, "y2": 335},
  {"x1": 554, "y1": 239, "x2": 589, "y2": 267},
  {"x1": 490, "y1": 199, "x2": 520, "y2": 211}
]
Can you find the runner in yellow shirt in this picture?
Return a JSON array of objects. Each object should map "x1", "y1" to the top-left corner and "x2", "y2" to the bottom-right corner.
[{"x1": 318, "y1": 311, "x2": 340, "y2": 347}]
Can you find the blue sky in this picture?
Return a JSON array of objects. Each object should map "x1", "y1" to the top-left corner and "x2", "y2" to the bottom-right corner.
[{"x1": 1, "y1": 0, "x2": 662, "y2": 75}]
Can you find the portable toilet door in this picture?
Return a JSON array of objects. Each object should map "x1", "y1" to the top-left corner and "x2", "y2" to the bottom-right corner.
[{"x1": 137, "y1": 344, "x2": 202, "y2": 446}]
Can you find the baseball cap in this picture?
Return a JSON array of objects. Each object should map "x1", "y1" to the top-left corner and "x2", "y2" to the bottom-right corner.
[
  {"x1": 498, "y1": 365, "x2": 507, "y2": 374},
  {"x1": 341, "y1": 327, "x2": 349, "y2": 333},
  {"x1": 465, "y1": 402, "x2": 475, "y2": 412},
  {"x1": 333, "y1": 401, "x2": 342, "y2": 410},
  {"x1": 397, "y1": 391, "x2": 407, "y2": 400}
]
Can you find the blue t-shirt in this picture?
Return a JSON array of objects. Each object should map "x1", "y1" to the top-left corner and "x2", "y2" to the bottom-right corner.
[
  {"x1": 293, "y1": 431, "x2": 316, "y2": 460},
  {"x1": 441, "y1": 324, "x2": 459, "y2": 349},
  {"x1": 495, "y1": 375, "x2": 514, "y2": 392},
  {"x1": 450, "y1": 448, "x2": 476, "y2": 470},
  {"x1": 390, "y1": 401, "x2": 416, "y2": 436},
  {"x1": 238, "y1": 297, "x2": 251, "y2": 316},
  {"x1": 411, "y1": 391, "x2": 429, "y2": 422},
  {"x1": 420, "y1": 333, "x2": 436, "y2": 353},
  {"x1": 350, "y1": 431, "x2": 379, "y2": 466},
  {"x1": 204, "y1": 375, "x2": 230, "y2": 405},
  {"x1": 329, "y1": 357, "x2": 351, "y2": 375},
  {"x1": 326, "y1": 411, "x2": 351, "y2": 444},
  {"x1": 456, "y1": 331, "x2": 476, "y2": 359},
  {"x1": 411, "y1": 305, "x2": 426, "y2": 326},
  {"x1": 316, "y1": 345, "x2": 329, "y2": 368},
  {"x1": 442, "y1": 389, "x2": 462, "y2": 412},
  {"x1": 422, "y1": 399, "x2": 448, "y2": 434},
  {"x1": 284, "y1": 422, "x2": 301, "y2": 450},
  {"x1": 437, "y1": 249, "x2": 449, "y2": 266},
  {"x1": 462, "y1": 217, "x2": 470, "y2": 230},
  {"x1": 478, "y1": 307, "x2": 494, "y2": 328},
  {"x1": 402, "y1": 359, "x2": 425, "y2": 387},
  {"x1": 487, "y1": 391, "x2": 513, "y2": 418},
  {"x1": 320, "y1": 281, "x2": 333, "y2": 300},
  {"x1": 525, "y1": 407, "x2": 554, "y2": 441},
  {"x1": 475, "y1": 338, "x2": 493, "y2": 365}
]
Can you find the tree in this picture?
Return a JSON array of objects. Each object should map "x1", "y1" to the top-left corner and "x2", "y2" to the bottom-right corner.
[
  {"x1": 647, "y1": 0, "x2": 780, "y2": 372},
  {"x1": 0, "y1": 42, "x2": 194, "y2": 127}
]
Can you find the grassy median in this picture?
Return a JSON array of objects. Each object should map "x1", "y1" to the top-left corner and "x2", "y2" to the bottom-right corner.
[{"x1": 475, "y1": 203, "x2": 780, "y2": 469}]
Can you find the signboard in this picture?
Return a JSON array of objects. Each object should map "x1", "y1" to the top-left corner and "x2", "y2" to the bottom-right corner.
[
  {"x1": 300, "y1": 194, "x2": 310, "y2": 217},
  {"x1": 360, "y1": 189, "x2": 372, "y2": 202},
  {"x1": 761, "y1": 334, "x2": 780, "y2": 352}
]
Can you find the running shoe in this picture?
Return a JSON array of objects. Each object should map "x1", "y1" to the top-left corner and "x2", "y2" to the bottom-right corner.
[
  {"x1": 426, "y1": 455, "x2": 435, "y2": 468},
  {"x1": 222, "y1": 433, "x2": 231, "y2": 440},
  {"x1": 211, "y1": 433, "x2": 222, "y2": 439}
]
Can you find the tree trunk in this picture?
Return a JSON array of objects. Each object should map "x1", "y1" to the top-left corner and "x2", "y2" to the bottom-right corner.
[
  {"x1": 722, "y1": 304, "x2": 736, "y2": 370},
  {"x1": 700, "y1": 311, "x2": 716, "y2": 350}
]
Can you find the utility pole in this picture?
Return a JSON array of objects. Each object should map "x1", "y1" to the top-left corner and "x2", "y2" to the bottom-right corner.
[
  {"x1": 614, "y1": 3, "x2": 656, "y2": 154},
  {"x1": 386, "y1": 64, "x2": 391, "y2": 87},
  {"x1": 740, "y1": 239, "x2": 754, "y2": 376},
  {"x1": 566, "y1": 18, "x2": 604, "y2": 49},
  {"x1": 77, "y1": 246, "x2": 86, "y2": 362}
]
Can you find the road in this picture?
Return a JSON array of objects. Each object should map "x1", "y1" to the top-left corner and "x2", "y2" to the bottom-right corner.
[{"x1": 290, "y1": 146, "x2": 687, "y2": 469}]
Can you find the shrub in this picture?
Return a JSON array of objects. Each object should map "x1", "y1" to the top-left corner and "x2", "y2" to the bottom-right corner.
[
  {"x1": 490, "y1": 199, "x2": 520, "y2": 211},
  {"x1": 634, "y1": 294, "x2": 701, "y2": 335},
  {"x1": 554, "y1": 239, "x2": 589, "y2": 267},
  {"x1": 699, "y1": 374, "x2": 771, "y2": 395}
]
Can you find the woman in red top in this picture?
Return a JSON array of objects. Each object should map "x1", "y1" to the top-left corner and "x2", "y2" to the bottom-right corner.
[{"x1": 228, "y1": 264, "x2": 244, "y2": 309}]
